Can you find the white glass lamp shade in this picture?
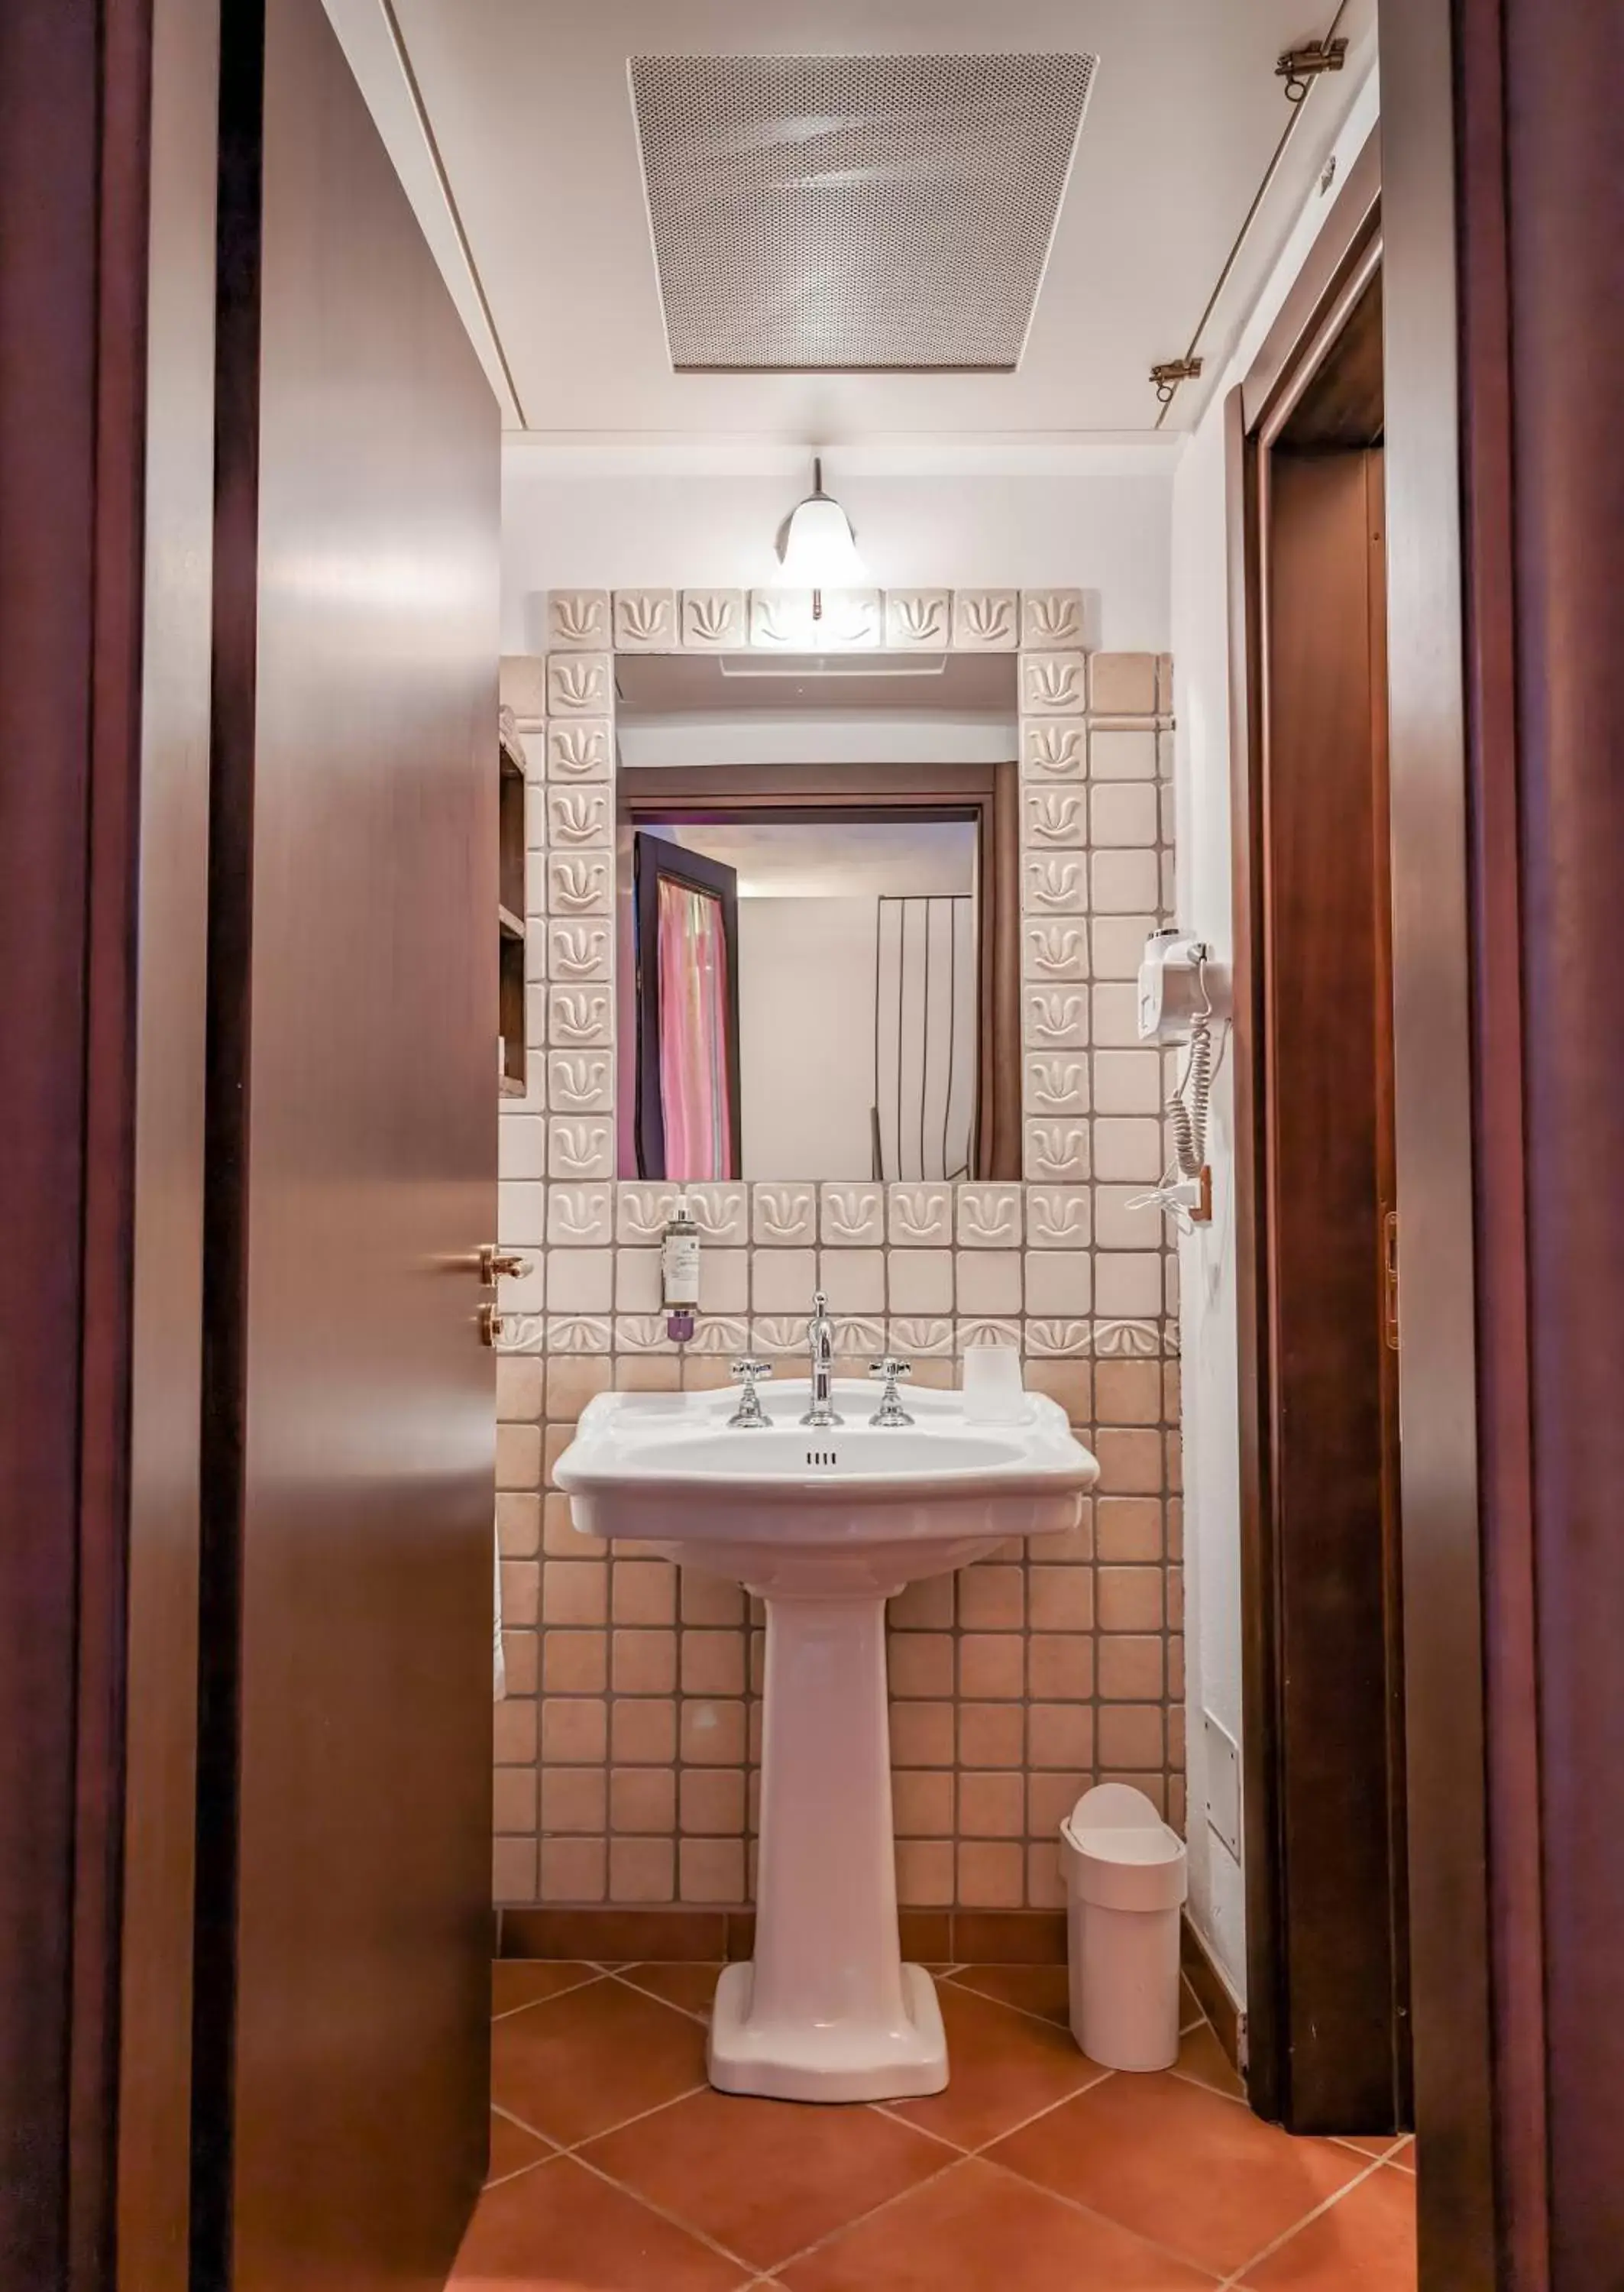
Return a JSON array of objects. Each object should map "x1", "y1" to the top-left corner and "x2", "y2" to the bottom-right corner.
[{"x1": 778, "y1": 479, "x2": 867, "y2": 588}]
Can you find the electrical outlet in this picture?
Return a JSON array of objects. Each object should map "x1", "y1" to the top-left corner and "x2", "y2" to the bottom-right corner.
[{"x1": 1203, "y1": 1710, "x2": 1241, "y2": 1860}]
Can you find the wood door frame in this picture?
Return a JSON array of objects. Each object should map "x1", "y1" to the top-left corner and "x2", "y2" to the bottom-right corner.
[
  {"x1": 631, "y1": 832, "x2": 745, "y2": 1181},
  {"x1": 1228, "y1": 143, "x2": 1409, "y2": 2135},
  {"x1": 1382, "y1": 0, "x2": 1624, "y2": 2281},
  {"x1": 620, "y1": 759, "x2": 1022, "y2": 1180},
  {"x1": 0, "y1": 5, "x2": 216, "y2": 2287}
]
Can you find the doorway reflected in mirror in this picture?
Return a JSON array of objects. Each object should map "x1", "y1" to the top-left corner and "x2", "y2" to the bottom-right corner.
[{"x1": 615, "y1": 650, "x2": 1021, "y2": 1182}]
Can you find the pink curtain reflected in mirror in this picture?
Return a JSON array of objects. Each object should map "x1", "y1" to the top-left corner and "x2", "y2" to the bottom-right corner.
[{"x1": 657, "y1": 876, "x2": 734, "y2": 1180}]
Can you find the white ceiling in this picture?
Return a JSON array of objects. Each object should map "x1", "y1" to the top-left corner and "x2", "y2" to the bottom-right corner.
[
  {"x1": 658, "y1": 819, "x2": 978, "y2": 899},
  {"x1": 325, "y1": 0, "x2": 1375, "y2": 449}
]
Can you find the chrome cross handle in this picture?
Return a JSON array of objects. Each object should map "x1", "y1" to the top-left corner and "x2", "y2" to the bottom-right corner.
[
  {"x1": 727, "y1": 1356, "x2": 774, "y2": 1428},
  {"x1": 868, "y1": 1357, "x2": 914, "y2": 1427}
]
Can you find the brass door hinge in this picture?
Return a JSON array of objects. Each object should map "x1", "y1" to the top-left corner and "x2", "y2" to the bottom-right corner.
[{"x1": 1383, "y1": 1211, "x2": 1400, "y2": 1352}]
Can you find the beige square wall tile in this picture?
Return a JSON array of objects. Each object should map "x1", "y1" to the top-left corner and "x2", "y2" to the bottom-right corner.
[
  {"x1": 680, "y1": 1767, "x2": 746, "y2": 1835},
  {"x1": 896, "y1": 1839, "x2": 955, "y2": 1905},
  {"x1": 541, "y1": 1767, "x2": 607, "y2": 1834},
  {"x1": 609, "y1": 1766, "x2": 676, "y2": 1835},
  {"x1": 496, "y1": 1423, "x2": 542, "y2": 1491},
  {"x1": 542, "y1": 1629, "x2": 608, "y2": 1694},
  {"x1": 958, "y1": 1702, "x2": 1025, "y2": 1767},
  {"x1": 540, "y1": 1698, "x2": 607, "y2": 1765},
  {"x1": 1095, "y1": 1497, "x2": 1165, "y2": 1562},
  {"x1": 611, "y1": 1697, "x2": 677, "y2": 1763},
  {"x1": 493, "y1": 1837, "x2": 537, "y2": 1903},
  {"x1": 493, "y1": 1698, "x2": 536, "y2": 1766},
  {"x1": 609, "y1": 1837, "x2": 675, "y2": 1903},
  {"x1": 1098, "y1": 1636, "x2": 1166, "y2": 1701},
  {"x1": 891, "y1": 1632, "x2": 955, "y2": 1698},
  {"x1": 958, "y1": 1635, "x2": 1025, "y2": 1699},
  {"x1": 679, "y1": 1698, "x2": 746, "y2": 1765},
  {"x1": 958, "y1": 1772, "x2": 1026, "y2": 1839},
  {"x1": 1028, "y1": 1633, "x2": 1094, "y2": 1701},
  {"x1": 956, "y1": 1840, "x2": 1025, "y2": 1907},
  {"x1": 956, "y1": 1252, "x2": 1022, "y2": 1314},
  {"x1": 1029, "y1": 1702, "x2": 1094, "y2": 1770},
  {"x1": 1094, "y1": 1426, "x2": 1166, "y2": 1494},
  {"x1": 890, "y1": 1701, "x2": 956, "y2": 1766},
  {"x1": 1096, "y1": 1565, "x2": 1166, "y2": 1631},
  {"x1": 1095, "y1": 1358, "x2": 1164, "y2": 1423},
  {"x1": 892, "y1": 1769, "x2": 955, "y2": 1837},
  {"x1": 956, "y1": 1562, "x2": 1025, "y2": 1630},
  {"x1": 680, "y1": 1837, "x2": 746, "y2": 1903},
  {"x1": 493, "y1": 1767, "x2": 536, "y2": 1834},
  {"x1": 681, "y1": 1630, "x2": 747, "y2": 1696},
  {"x1": 1089, "y1": 652, "x2": 1160, "y2": 715},
  {"x1": 539, "y1": 1837, "x2": 607, "y2": 1903},
  {"x1": 1097, "y1": 1703, "x2": 1166, "y2": 1769}
]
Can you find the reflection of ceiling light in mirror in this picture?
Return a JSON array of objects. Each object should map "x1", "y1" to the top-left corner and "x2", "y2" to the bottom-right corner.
[{"x1": 778, "y1": 458, "x2": 868, "y2": 589}]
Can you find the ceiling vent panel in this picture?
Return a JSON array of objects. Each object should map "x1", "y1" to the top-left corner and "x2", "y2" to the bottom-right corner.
[{"x1": 629, "y1": 52, "x2": 1097, "y2": 372}]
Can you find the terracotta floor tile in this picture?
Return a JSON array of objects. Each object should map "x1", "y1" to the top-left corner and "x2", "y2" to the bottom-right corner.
[
  {"x1": 986, "y1": 2070, "x2": 1365, "y2": 2277},
  {"x1": 1170, "y1": 2018, "x2": 1247, "y2": 2099},
  {"x1": 492, "y1": 1960, "x2": 600, "y2": 2018},
  {"x1": 1339, "y1": 2132, "x2": 1411, "y2": 2162},
  {"x1": 582, "y1": 2088, "x2": 949, "y2": 2270},
  {"x1": 450, "y1": 2153, "x2": 745, "y2": 2290},
  {"x1": 491, "y1": 1976, "x2": 707, "y2": 2145},
  {"x1": 946, "y1": 1963, "x2": 1072, "y2": 2028},
  {"x1": 487, "y1": 2109, "x2": 552, "y2": 2185},
  {"x1": 1240, "y1": 2159, "x2": 1418, "y2": 2287},
  {"x1": 781, "y1": 2156, "x2": 1218, "y2": 2291},
  {"x1": 617, "y1": 1962, "x2": 722, "y2": 2018},
  {"x1": 885, "y1": 1982, "x2": 1105, "y2": 2151},
  {"x1": 1389, "y1": 2138, "x2": 1415, "y2": 2174}
]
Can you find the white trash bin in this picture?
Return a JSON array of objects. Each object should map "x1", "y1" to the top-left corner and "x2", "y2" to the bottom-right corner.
[{"x1": 1060, "y1": 1782, "x2": 1188, "y2": 2071}]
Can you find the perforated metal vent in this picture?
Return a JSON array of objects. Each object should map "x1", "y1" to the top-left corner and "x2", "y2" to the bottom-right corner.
[{"x1": 629, "y1": 52, "x2": 1096, "y2": 372}]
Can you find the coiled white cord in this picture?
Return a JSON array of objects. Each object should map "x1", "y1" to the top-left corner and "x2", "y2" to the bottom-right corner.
[{"x1": 1131, "y1": 957, "x2": 1228, "y2": 1229}]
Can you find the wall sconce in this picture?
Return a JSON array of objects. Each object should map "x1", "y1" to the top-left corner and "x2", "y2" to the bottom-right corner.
[{"x1": 778, "y1": 457, "x2": 867, "y2": 618}]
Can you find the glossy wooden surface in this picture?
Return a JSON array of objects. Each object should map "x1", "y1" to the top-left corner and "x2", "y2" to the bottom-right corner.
[
  {"x1": 1243, "y1": 439, "x2": 1408, "y2": 2132},
  {"x1": 1499, "y1": 0, "x2": 1624, "y2": 2276},
  {"x1": 110, "y1": 7, "x2": 221, "y2": 2289},
  {"x1": 1380, "y1": 2, "x2": 1503, "y2": 2281},
  {"x1": 0, "y1": 8, "x2": 107, "y2": 2280},
  {"x1": 192, "y1": 0, "x2": 500, "y2": 2283}
]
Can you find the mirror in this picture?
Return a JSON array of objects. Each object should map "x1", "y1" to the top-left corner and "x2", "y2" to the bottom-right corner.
[{"x1": 613, "y1": 651, "x2": 1021, "y2": 1183}]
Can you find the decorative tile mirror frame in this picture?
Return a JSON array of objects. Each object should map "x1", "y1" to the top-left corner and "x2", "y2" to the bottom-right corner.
[{"x1": 497, "y1": 584, "x2": 1177, "y2": 1371}]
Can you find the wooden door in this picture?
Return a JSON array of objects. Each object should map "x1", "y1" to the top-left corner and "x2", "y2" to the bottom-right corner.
[
  {"x1": 632, "y1": 834, "x2": 743, "y2": 1182},
  {"x1": 1256, "y1": 442, "x2": 1409, "y2": 2131},
  {"x1": 192, "y1": 2, "x2": 500, "y2": 2284}
]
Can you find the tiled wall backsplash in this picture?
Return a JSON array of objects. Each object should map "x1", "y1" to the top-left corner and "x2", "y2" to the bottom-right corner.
[{"x1": 492, "y1": 588, "x2": 1182, "y2": 1914}]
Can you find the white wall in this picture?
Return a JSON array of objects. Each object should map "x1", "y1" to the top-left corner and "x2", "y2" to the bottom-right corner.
[
  {"x1": 736, "y1": 898, "x2": 877, "y2": 1180},
  {"x1": 1169, "y1": 72, "x2": 1381, "y2": 2002},
  {"x1": 501, "y1": 469, "x2": 1174, "y2": 655}
]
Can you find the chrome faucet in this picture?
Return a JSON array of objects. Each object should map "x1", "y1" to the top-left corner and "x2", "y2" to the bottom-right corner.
[{"x1": 801, "y1": 1290, "x2": 843, "y2": 1427}]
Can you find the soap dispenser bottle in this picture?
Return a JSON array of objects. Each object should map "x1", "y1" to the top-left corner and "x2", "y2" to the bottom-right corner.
[{"x1": 662, "y1": 1193, "x2": 700, "y2": 1343}]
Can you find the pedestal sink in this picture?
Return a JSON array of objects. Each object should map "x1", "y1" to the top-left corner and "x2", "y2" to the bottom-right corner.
[{"x1": 554, "y1": 1378, "x2": 1098, "y2": 2103}]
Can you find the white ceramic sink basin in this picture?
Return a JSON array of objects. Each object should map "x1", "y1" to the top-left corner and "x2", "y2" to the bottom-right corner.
[{"x1": 555, "y1": 1378, "x2": 1098, "y2": 2104}]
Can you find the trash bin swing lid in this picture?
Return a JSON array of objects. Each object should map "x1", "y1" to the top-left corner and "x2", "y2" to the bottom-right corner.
[{"x1": 1059, "y1": 1782, "x2": 1188, "y2": 1911}]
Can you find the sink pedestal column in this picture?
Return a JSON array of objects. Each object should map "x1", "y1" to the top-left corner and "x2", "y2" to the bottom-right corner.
[{"x1": 707, "y1": 1588, "x2": 948, "y2": 2103}]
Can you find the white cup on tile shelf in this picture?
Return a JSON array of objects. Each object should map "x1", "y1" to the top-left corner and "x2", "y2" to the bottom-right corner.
[{"x1": 961, "y1": 1343, "x2": 1027, "y2": 1424}]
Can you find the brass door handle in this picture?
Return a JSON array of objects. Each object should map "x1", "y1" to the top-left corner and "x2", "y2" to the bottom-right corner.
[
  {"x1": 478, "y1": 1245, "x2": 532, "y2": 1286},
  {"x1": 478, "y1": 1303, "x2": 505, "y2": 1348}
]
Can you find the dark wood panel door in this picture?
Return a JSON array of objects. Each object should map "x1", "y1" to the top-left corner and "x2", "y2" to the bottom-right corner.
[
  {"x1": 194, "y1": 2, "x2": 500, "y2": 2284},
  {"x1": 1243, "y1": 440, "x2": 1410, "y2": 2132}
]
